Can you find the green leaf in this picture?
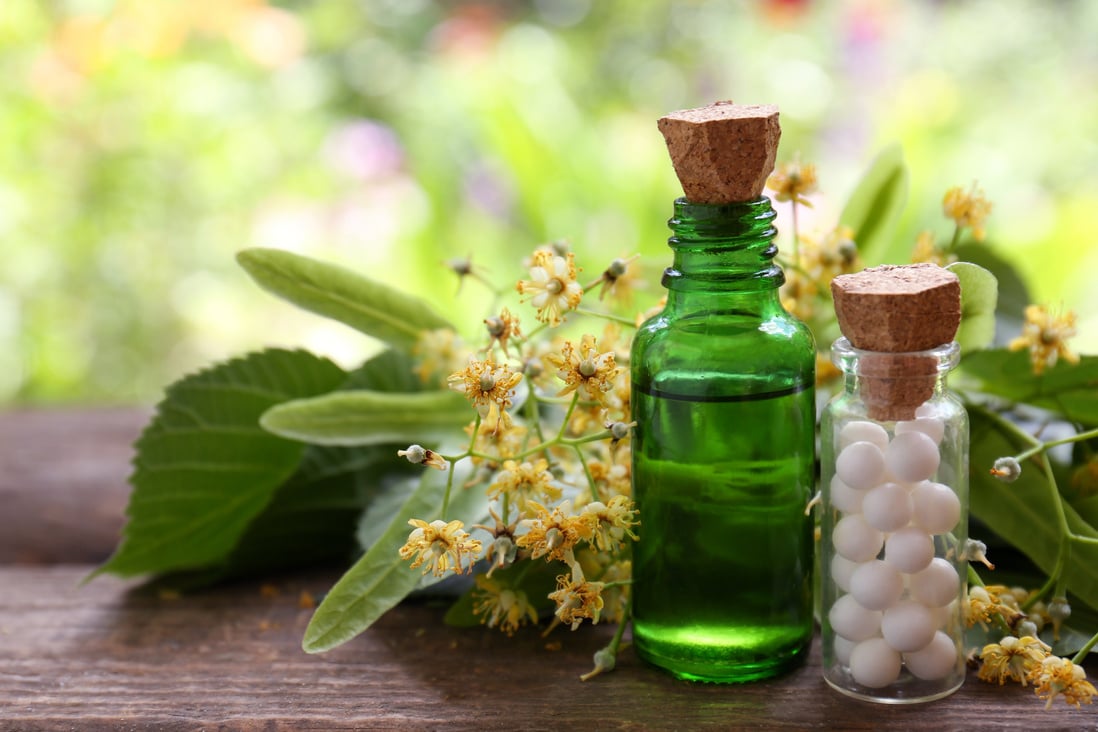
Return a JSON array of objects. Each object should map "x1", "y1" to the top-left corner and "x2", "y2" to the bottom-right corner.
[
  {"x1": 302, "y1": 465, "x2": 489, "y2": 653},
  {"x1": 95, "y1": 349, "x2": 346, "y2": 578},
  {"x1": 952, "y1": 243, "x2": 1032, "y2": 323},
  {"x1": 839, "y1": 144, "x2": 909, "y2": 264},
  {"x1": 236, "y1": 247, "x2": 453, "y2": 349},
  {"x1": 969, "y1": 406, "x2": 1098, "y2": 612},
  {"x1": 260, "y1": 389, "x2": 471, "y2": 446},
  {"x1": 946, "y1": 261, "x2": 998, "y2": 352},
  {"x1": 961, "y1": 350, "x2": 1098, "y2": 427},
  {"x1": 148, "y1": 349, "x2": 427, "y2": 589}
]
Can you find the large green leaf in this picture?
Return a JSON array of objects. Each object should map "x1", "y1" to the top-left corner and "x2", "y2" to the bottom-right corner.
[
  {"x1": 946, "y1": 261, "x2": 998, "y2": 352},
  {"x1": 236, "y1": 247, "x2": 453, "y2": 349},
  {"x1": 146, "y1": 349, "x2": 427, "y2": 589},
  {"x1": 839, "y1": 144, "x2": 909, "y2": 265},
  {"x1": 260, "y1": 389, "x2": 471, "y2": 446},
  {"x1": 960, "y1": 350, "x2": 1098, "y2": 427},
  {"x1": 302, "y1": 464, "x2": 489, "y2": 653},
  {"x1": 969, "y1": 406, "x2": 1098, "y2": 611},
  {"x1": 95, "y1": 349, "x2": 346, "y2": 578}
]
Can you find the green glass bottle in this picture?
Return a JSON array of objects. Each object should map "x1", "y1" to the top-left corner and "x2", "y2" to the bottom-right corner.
[{"x1": 630, "y1": 196, "x2": 816, "y2": 682}]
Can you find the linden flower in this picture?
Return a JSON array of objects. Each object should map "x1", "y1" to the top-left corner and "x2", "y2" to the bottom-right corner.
[
  {"x1": 581, "y1": 495, "x2": 639, "y2": 553},
  {"x1": 943, "y1": 183, "x2": 993, "y2": 241},
  {"x1": 516, "y1": 499, "x2": 594, "y2": 562},
  {"x1": 549, "y1": 569, "x2": 605, "y2": 630},
  {"x1": 546, "y1": 334, "x2": 620, "y2": 405},
  {"x1": 447, "y1": 357, "x2": 524, "y2": 420},
  {"x1": 488, "y1": 459, "x2": 562, "y2": 506},
  {"x1": 398, "y1": 518, "x2": 482, "y2": 577},
  {"x1": 413, "y1": 328, "x2": 471, "y2": 386},
  {"x1": 1029, "y1": 656, "x2": 1097, "y2": 709},
  {"x1": 585, "y1": 254, "x2": 642, "y2": 303},
  {"x1": 799, "y1": 226, "x2": 860, "y2": 283},
  {"x1": 978, "y1": 636, "x2": 1051, "y2": 686},
  {"x1": 911, "y1": 230, "x2": 956, "y2": 266},
  {"x1": 587, "y1": 456, "x2": 632, "y2": 500},
  {"x1": 472, "y1": 574, "x2": 538, "y2": 636},
  {"x1": 484, "y1": 307, "x2": 522, "y2": 357},
  {"x1": 1008, "y1": 304, "x2": 1080, "y2": 376},
  {"x1": 767, "y1": 156, "x2": 818, "y2": 206},
  {"x1": 516, "y1": 249, "x2": 583, "y2": 327},
  {"x1": 964, "y1": 585, "x2": 1020, "y2": 629}
]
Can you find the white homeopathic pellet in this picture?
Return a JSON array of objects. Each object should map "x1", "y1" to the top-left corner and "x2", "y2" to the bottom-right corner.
[
  {"x1": 884, "y1": 431, "x2": 941, "y2": 483},
  {"x1": 911, "y1": 481, "x2": 961, "y2": 534},
  {"x1": 849, "y1": 559, "x2": 904, "y2": 610},
  {"x1": 839, "y1": 421, "x2": 890, "y2": 451},
  {"x1": 883, "y1": 526, "x2": 935, "y2": 573},
  {"x1": 836, "y1": 441, "x2": 887, "y2": 490},
  {"x1": 861, "y1": 482, "x2": 913, "y2": 532},
  {"x1": 903, "y1": 631, "x2": 958, "y2": 681},
  {"x1": 831, "y1": 553, "x2": 860, "y2": 593},
  {"x1": 881, "y1": 601, "x2": 937, "y2": 652},
  {"x1": 832, "y1": 514, "x2": 884, "y2": 562},
  {"x1": 895, "y1": 416, "x2": 946, "y2": 445},
  {"x1": 849, "y1": 638, "x2": 902, "y2": 688},
  {"x1": 834, "y1": 634, "x2": 856, "y2": 665},
  {"x1": 909, "y1": 557, "x2": 960, "y2": 607},
  {"x1": 829, "y1": 594, "x2": 882, "y2": 642},
  {"x1": 830, "y1": 475, "x2": 864, "y2": 514}
]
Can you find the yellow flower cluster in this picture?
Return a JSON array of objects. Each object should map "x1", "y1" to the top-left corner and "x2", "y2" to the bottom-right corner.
[
  {"x1": 472, "y1": 574, "x2": 539, "y2": 636},
  {"x1": 516, "y1": 249, "x2": 583, "y2": 327},
  {"x1": 1009, "y1": 304, "x2": 1080, "y2": 376},
  {"x1": 545, "y1": 333, "x2": 620, "y2": 406},
  {"x1": 398, "y1": 519, "x2": 482, "y2": 577},
  {"x1": 942, "y1": 184, "x2": 993, "y2": 241},
  {"x1": 979, "y1": 636, "x2": 1097, "y2": 709},
  {"x1": 767, "y1": 157, "x2": 818, "y2": 206}
]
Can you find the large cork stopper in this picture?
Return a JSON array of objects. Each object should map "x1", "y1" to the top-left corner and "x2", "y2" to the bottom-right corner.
[
  {"x1": 830, "y1": 264, "x2": 962, "y2": 421},
  {"x1": 657, "y1": 101, "x2": 780, "y2": 204}
]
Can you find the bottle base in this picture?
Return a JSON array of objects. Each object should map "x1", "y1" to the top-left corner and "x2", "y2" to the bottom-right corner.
[
  {"x1": 635, "y1": 628, "x2": 810, "y2": 683},
  {"x1": 824, "y1": 673, "x2": 963, "y2": 704}
]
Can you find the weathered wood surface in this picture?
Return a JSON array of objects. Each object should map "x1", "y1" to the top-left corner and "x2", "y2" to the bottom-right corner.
[{"x1": 1, "y1": 409, "x2": 1096, "y2": 730}]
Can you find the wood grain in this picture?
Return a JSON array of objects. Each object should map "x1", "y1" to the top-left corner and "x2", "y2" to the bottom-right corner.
[{"x1": 1, "y1": 410, "x2": 1096, "y2": 729}]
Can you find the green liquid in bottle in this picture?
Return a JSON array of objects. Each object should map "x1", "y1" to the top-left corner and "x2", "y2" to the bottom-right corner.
[
  {"x1": 630, "y1": 197, "x2": 816, "y2": 682},
  {"x1": 632, "y1": 385, "x2": 815, "y2": 682}
]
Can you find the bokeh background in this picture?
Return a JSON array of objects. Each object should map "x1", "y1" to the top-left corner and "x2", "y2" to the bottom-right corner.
[{"x1": 3, "y1": 0, "x2": 1097, "y2": 405}]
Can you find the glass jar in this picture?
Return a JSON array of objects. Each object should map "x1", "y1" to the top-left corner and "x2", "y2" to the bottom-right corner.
[
  {"x1": 630, "y1": 196, "x2": 816, "y2": 682},
  {"x1": 820, "y1": 337, "x2": 968, "y2": 703}
]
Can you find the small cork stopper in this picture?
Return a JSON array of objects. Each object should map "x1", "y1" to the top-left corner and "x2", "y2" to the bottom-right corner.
[
  {"x1": 830, "y1": 264, "x2": 961, "y2": 421},
  {"x1": 830, "y1": 264, "x2": 961, "y2": 353},
  {"x1": 657, "y1": 101, "x2": 780, "y2": 204}
]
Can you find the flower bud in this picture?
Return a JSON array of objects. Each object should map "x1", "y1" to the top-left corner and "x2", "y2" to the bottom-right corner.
[{"x1": 991, "y1": 456, "x2": 1021, "y2": 482}]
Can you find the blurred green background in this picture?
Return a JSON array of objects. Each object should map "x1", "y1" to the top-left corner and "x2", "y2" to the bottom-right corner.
[{"x1": 3, "y1": 0, "x2": 1096, "y2": 405}]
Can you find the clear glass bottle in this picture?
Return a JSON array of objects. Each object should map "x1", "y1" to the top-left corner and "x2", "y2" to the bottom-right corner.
[
  {"x1": 820, "y1": 337, "x2": 968, "y2": 703},
  {"x1": 630, "y1": 196, "x2": 816, "y2": 682}
]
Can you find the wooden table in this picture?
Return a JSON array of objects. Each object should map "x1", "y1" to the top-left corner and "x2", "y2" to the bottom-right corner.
[{"x1": 2, "y1": 409, "x2": 1094, "y2": 730}]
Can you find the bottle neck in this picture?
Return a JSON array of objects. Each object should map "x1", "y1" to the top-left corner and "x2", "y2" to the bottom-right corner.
[
  {"x1": 832, "y1": 338, "x2": 960, "y2": 421},
  {"x1": 662, "y1": 196, "x2": 785, "y2": 305}
]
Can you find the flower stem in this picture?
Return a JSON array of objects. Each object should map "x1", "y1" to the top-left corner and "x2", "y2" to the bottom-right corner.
[
  {"x1": 1071, "y1": 629, "x2": 1098, "y2": 664},
  {"x1": 575, "y1": 307, "x2": 637, "y2": 328},
  {"x1": 1013, "y1": 426, "x2": 1098, "y2": 464}
]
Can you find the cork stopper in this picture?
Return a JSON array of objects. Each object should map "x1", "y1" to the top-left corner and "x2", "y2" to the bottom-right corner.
[
  {"x1": 830, "y1": 264, "x2": 962, "y2": 421},
  {"x1": 657, "y1": 101, "x2": 780, "y2": 204}
]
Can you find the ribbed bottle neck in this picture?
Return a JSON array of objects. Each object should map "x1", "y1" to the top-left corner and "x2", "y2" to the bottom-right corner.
[{"x1": 662, "y1": 196, "x2": 784, "y2": 295}]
